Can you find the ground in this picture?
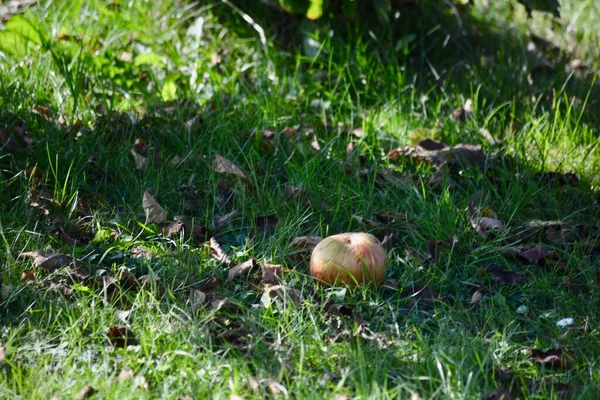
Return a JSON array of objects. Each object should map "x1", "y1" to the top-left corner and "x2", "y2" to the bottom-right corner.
[{"x1": 0, "y1": 0, "x2": 599, "y2": 398}]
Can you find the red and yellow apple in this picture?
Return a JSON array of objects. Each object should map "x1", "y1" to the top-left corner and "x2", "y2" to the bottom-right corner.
[{"x1": 310, "y1": 232, "x2": 386, "y2": 286}]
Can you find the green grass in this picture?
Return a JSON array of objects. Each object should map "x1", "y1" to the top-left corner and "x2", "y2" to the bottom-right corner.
[{"x1": 1, "y1": 0, "x2": 600, "y2": 398}]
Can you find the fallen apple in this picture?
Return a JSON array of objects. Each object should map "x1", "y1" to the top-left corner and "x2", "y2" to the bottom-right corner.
[{"x1": 310, "y1": 232, "x2": 386, "y2": 286}]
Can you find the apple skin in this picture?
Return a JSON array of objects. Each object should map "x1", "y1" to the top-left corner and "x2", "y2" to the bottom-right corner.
[{"x1": 310, "y1": 232, "x2": 386, "y2": 286}]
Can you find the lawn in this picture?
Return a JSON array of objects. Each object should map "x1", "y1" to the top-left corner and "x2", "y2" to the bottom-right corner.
[{"x1": 1, "y1": 0, "x2": 600, "y2": 398}]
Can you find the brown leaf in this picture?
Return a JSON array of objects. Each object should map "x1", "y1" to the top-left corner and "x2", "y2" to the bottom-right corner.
[
  {"x1": 142, "y1": 190, "x2": 166, "y2": 223},
  {"x1": 211, "y1": 154, "x2": 247, "y2": 179},
  {"x1": 0, "y1": 344, "x2": 4, "y2": 362},
  {"x1": 479, "y1": 128, "x2": 498, "y2": 145},
  {"x1": 470, "y1": 290, "x2": 484, "y2": 307},
  {"x1": 262, "y1": 285, "x2": 302, "y2": 303},
  {"x1": 485, "y1": 264, "x2": 522, "y2": 286},
  {"x1": 21, "y1": 270, "x2": 36, "y2": 283},
  {"x1": 545, "y1": 221, "x2": 583, "y2": 244},
  {"x1": 228, "y1": 259, "x2": 257, "y2": 281},
  {"x1": 19, "y1": 251, "x2": 74, "y2": 272},
  {"x1": 131, "y1": 138, "x2": 147, "y2": 169},
  {"x1": 531, "y1": 348, "x2": 568, "y2": 369},
  {"x1": 418, "y1": 139, "x2": 446, "y2": 151},
  {"x1": 200, "y1": 276, "x2": 221, "y2": 292},
  {"x1": 255, "y1": 214, "x2": 278, "y2": 236},
  {"x1": 211, "y1": 297, "x2": 239, "y2": 314},
  {"x1": 108, "y1": 326, "x2": 138, "y2": 348},
  {"x1": 75, "y1": 385, "x2": 97, "y2": 400},
  {"x1": 471, "y1": 216, "x2": 505, "y2": 239},
  {"x1": 213, "y1": 209, "x2": 239, "y2": 228},
  {"x1": 518, "y1": 245, "x2": 550, "y2": 265},
  {"x1": 290, "y1": 236, "x2": 322, "y2": 252},
  {"x1": 261, "y1": 262, "x2": 282, "y2": 286},
  {"x1": 209, "y1": 238, "x2": 233, "y2": 267},
  {"x1": 326, "y1": 303, "x2": 364, "y2": 324}
]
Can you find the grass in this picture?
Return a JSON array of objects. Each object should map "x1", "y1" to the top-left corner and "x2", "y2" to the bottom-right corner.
[{"x1": 1, "y1": 0, "x2": 599, "y2": 398}]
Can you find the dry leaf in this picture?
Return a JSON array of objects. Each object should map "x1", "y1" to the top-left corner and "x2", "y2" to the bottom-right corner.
[
  {"x1": 261, "y1": 262, "x2": 282, "y2": 286},
  {"x1": 142, "y1": 190, "x2": 166, "y2": 223},
  {"x1": 0, "y1": 344, "x2": 4, "y2": 362},
  {"x1": 453, "y1": 107, "x2": 466, "y2": 121},
  {"x1": 19, "y1": 251, "x2": 74, "y2": 272},
  {"x1": 262, "y1": 285, "x2": 302, "y2": 303},
  {"x1": 290, "y1": 236, "x2": 322, "y2": 251},
  {"x1": 21, "y1": 270, "x2": 36, "y2": 283},
  {"x1": 518, "y1": 246, "x2": 550, "y2": 265},
  {"x1": 213, "y1": 209, "x2": 239, "y2": 228},
  {"x1": 228, "y1": 259, "x2": 257, "y2": 281},
  {"x1": 485, "y1": 264, "x2": 522, "y2": 285},
  {"x1": 470, "y1": 290, "x2": 483, "y2": 307},
  {"x1": 530, "y1": 348, "x2": 569, "y2": 369},
  {"x1": 209, "y1": 238, "x2": 233, "y2": 267},
  {"x1": 479, "y1": 128, "x2": 498, "y2": 145},
  {"x1": 131, "y1": 138, "x2": 147, "y2": 169},
  {"x1": 211, "y1": 154, "x2": 247, "y2": 179},
  {"x1": 255, "y1": 214, "x2": 278, "y2": 236},
  {"x1": 107, "y1": 326, "x2": 138, "y2": 348}
]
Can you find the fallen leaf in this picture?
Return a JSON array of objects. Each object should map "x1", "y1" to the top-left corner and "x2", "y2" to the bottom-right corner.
[
  {"x1": 211, "y1": 154, "x2": 247, "y2": 179},
  {"x1": 213, "y1": 209, "x2": 239, "y2": 228},
  {"x1": 163, "y1": 216, "x2": 211, "y2": 244},
  {"x1": 142, "y1": 190, "x2": 166, "y2": 223},
  {"x1": 262, "y1": 285, "x2": 302, "y2": 303},
  {"x1": 290, "y1": 236, "x2": 322, "y2": 252},
  {"x1": 261, "y1": 262, "x2": 282, "y2": 286},
  {"x1": 230, "y1": 395, "x2": 245, "y2": 400},
  {"x1": 107, "y1": 326, "x2": 138, "y2": 348},
  {"x1": 326, "y1": 303, "x2": 363, "y2": 324},
  {"x1": 189, "y1": 288, "x2": 207, "y2": 310},
  {"x1": 418, "y1": 138, "x2": 446, "y2": 151},
  {"x1": 545, "y1": 220, "x2": 583, "y2": 245},
  {"x1": 131, "y1": 138, "x2": 147, "y2": 169},
  {"x1": 228, "y1": 259, "x2": 257, "y2": 281},
  {"x1": 530, "y1": 348, "x2": 568, "y2": 369},
  {"x1": 209, "y1": 238, "x2": 234, "y2": 267},
  {"x1": 255, "y1": 214, "x2": 278, "y2": 236},
  {"x1": 19, "y1": 251, "x2": 74, "y2": 272},
  {"x1": 484, "y1": 264, "x2": 522, "y2": 285},
  {"x1": 75, "y1": 385, "x2": 96, "y2": 400},
  {"x1": 0, "y1": 344, "x2": 4, "y2": 362},
  {"x1": 518, "y1": 245, "x2": 550, "y2": 265},
  {"x1": 470, "y1": 290, "x2": 484, "y2": 307},
  {"x1": 21, "y1": 270, "x2": 36, "y2": 283},
  {"x1": 210, "y1": 297, "x2": 239, "y2": 314},
  {"x1": 200, "y1": 276, "x2": 221, "y2": 292}
]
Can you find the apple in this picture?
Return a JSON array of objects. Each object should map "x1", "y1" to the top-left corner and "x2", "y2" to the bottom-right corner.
[{"x1": 310, "y1": 232, "x2": 386, "y2": 286}]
